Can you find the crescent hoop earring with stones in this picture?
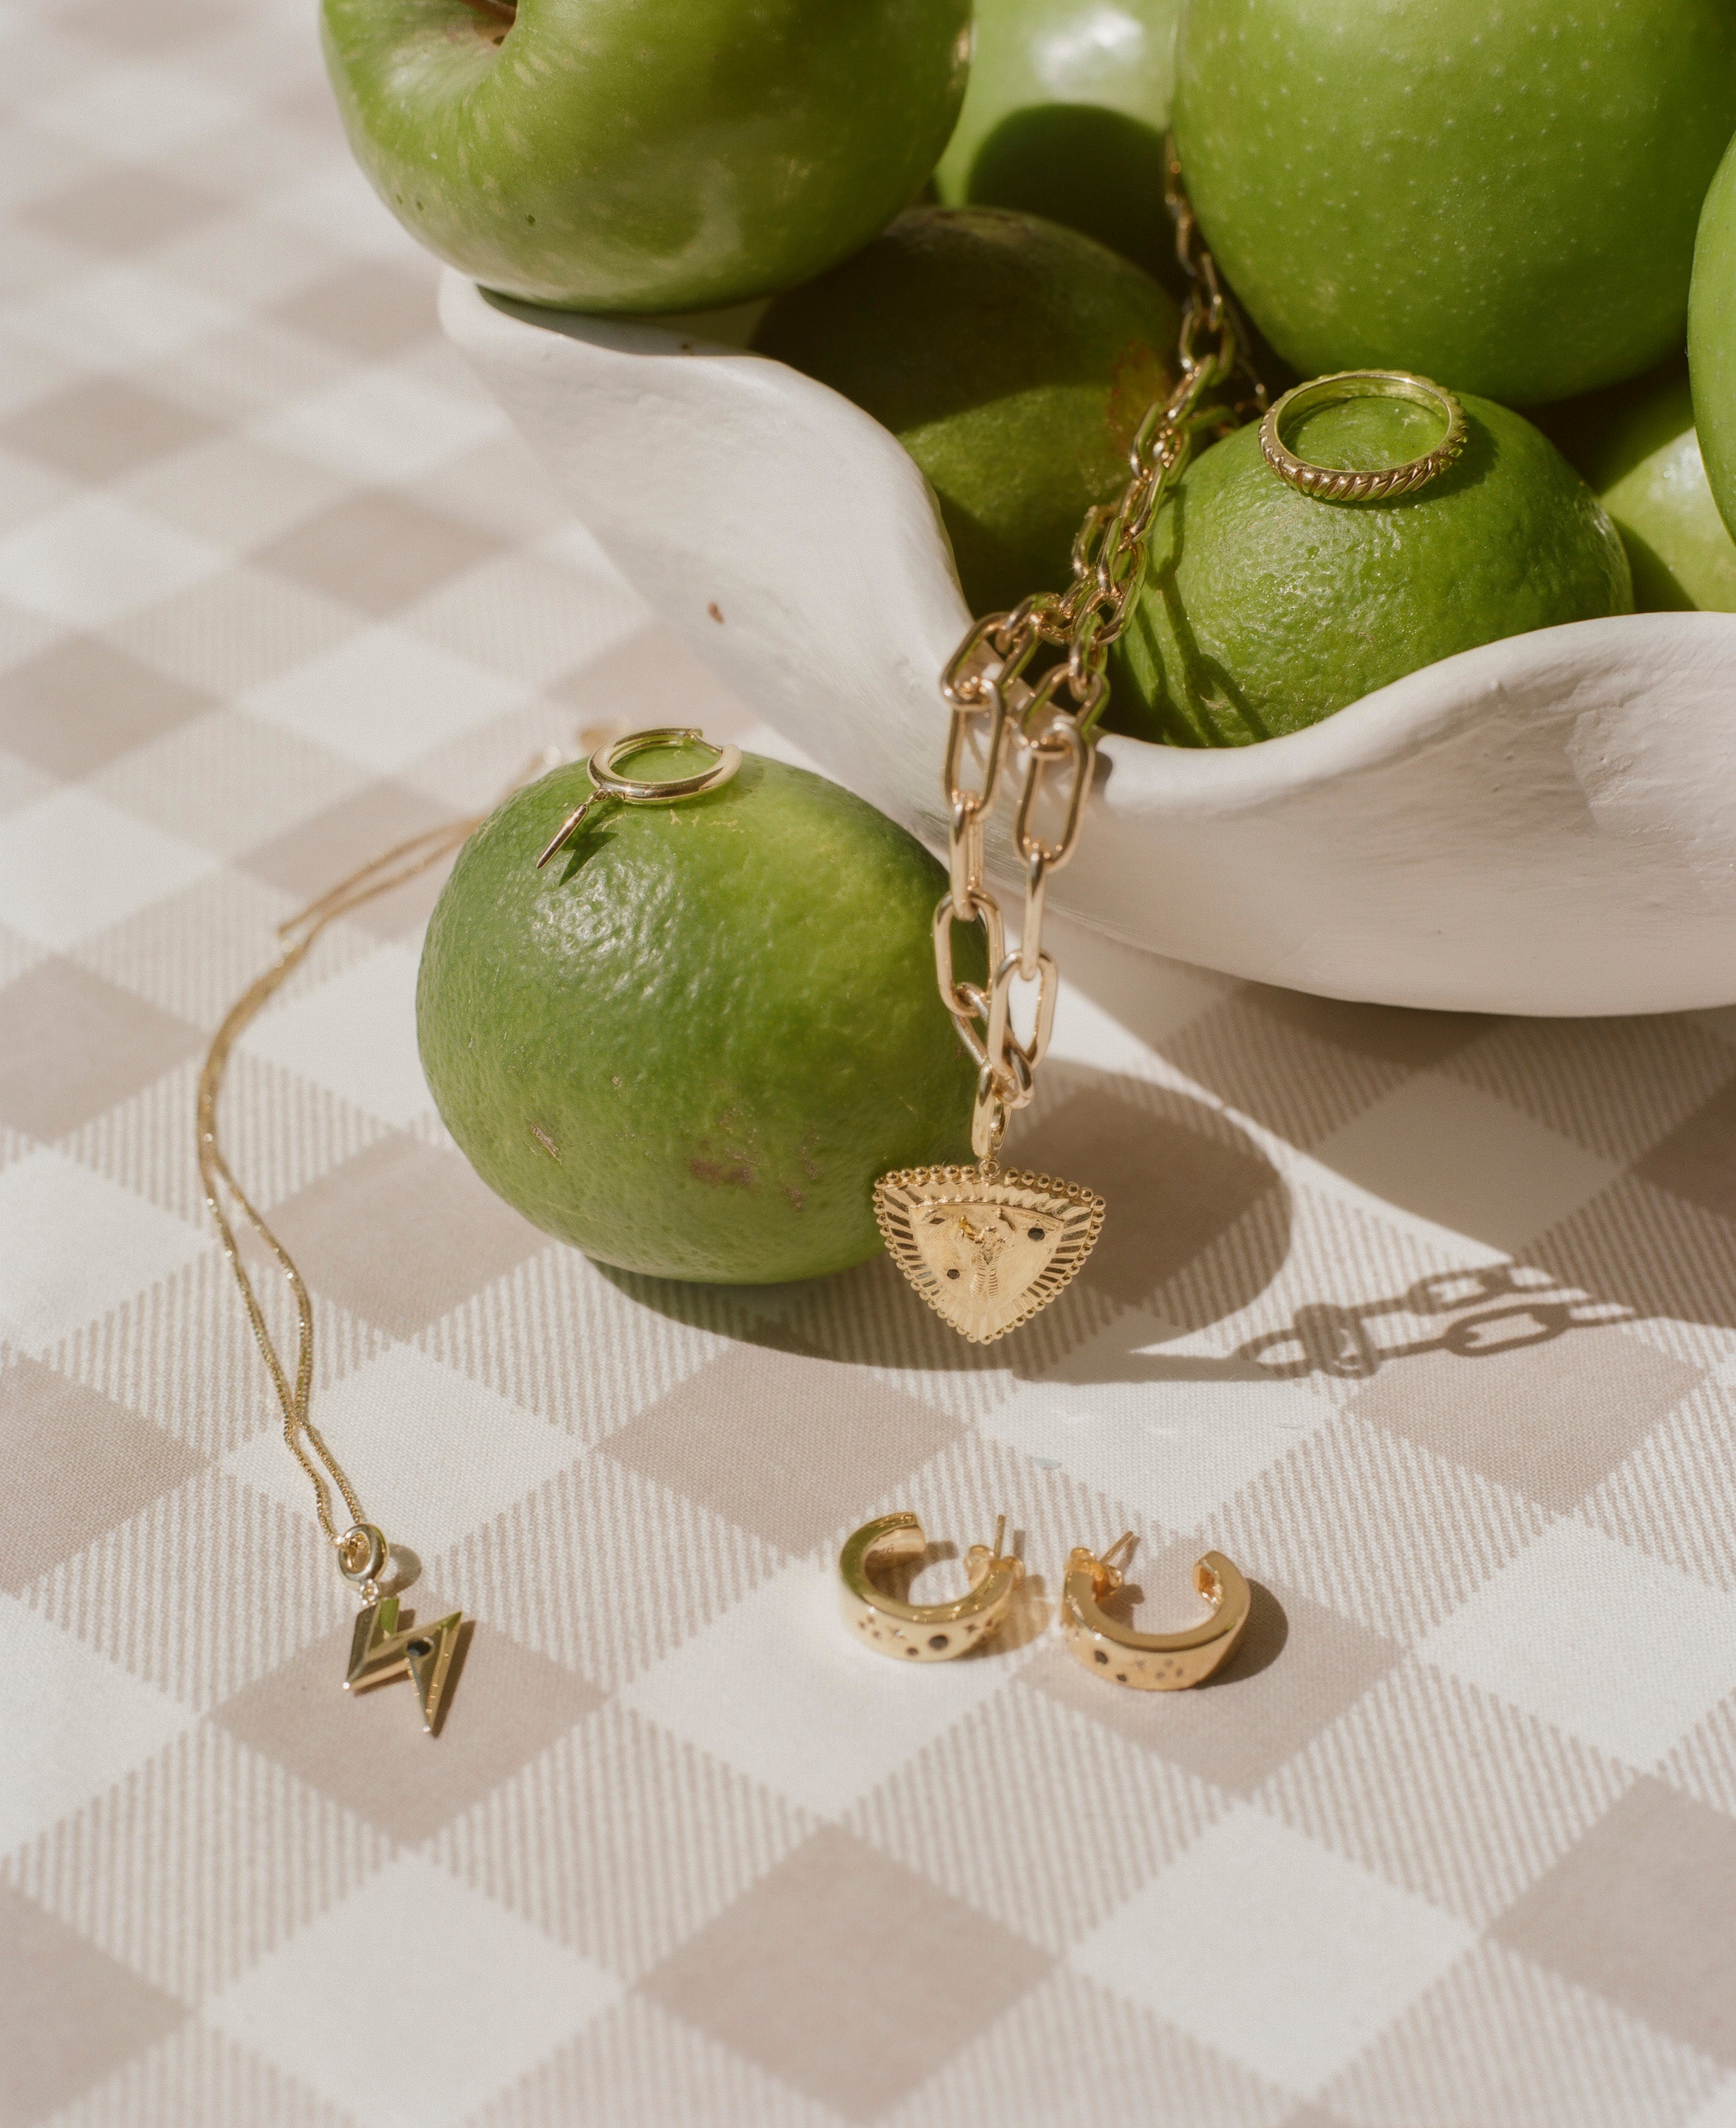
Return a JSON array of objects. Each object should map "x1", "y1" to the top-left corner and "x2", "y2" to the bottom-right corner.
[
  {"x1": 1062, "y1": 1533, "x2": 1251, "y2": 1690},
  {"x1": 838, "y1": 1511, "x2": 1022, "y2": 1661}
]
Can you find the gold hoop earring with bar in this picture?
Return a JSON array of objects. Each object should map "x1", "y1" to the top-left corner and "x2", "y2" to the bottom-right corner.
[{"x1": 535, "y1": 726, "x2": 741, "y2": 868}]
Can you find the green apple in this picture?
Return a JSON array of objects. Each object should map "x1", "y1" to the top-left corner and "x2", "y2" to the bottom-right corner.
[
  {"x1": 321, "y1": 0, "x2": 970, "y2": 313},
  {"x1": 1690, "y1": 132, "x2": 1736, "y2": 542},
  {"x1": 754, "y1": 205, "x2": 1178, "y2": 617},
  {"x1": 933, "y1": 0, "x2": 1183, "y2": 287},
  {"x1": 1540, "y1": 365, "x2": 1736, "y2": 612},
  {"x1": 1108, "y1": 392, "x2": 1632, "y2": 746},
  {"x1": 1175, "y1": 0, "x2": 1736, "y2": 405}
]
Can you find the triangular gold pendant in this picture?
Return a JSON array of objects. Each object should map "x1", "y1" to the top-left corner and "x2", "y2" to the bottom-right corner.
[{"x1": 874, "y1": 1164, "x2": 1106, "y2": 1343}]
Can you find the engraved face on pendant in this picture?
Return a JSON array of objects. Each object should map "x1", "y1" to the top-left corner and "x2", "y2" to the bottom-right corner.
[
  {"x1": 874, "y1": 1167, "x2": 1105, "y2": 1342},
  {"x1": 918, "y1": 1204, "x2": 1062, "y2": 1302}
]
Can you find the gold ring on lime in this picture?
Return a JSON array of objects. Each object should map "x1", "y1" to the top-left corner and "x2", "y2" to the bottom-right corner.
[
  {"x1": 535, "y1": 726, "x2": 742, "y2": 869},
  {"x1": 1260, "y1": 369, "x2": 1467, "y2": 502}
]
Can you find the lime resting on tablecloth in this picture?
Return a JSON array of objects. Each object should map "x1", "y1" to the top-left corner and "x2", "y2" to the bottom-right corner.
[{"x1": 417, "y1": 746, "x2": 980, "y2": 1285}]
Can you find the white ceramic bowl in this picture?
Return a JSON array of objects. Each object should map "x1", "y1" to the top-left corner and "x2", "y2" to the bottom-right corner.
[{"x1": 442, "y1": 270, "x2": 1736, "y2": 1016}]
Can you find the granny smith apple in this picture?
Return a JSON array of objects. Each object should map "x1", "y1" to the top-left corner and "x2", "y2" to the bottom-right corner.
[
  {"x1": 1689, "y1": 132, "x2": 1736, "y2": 542},
  {"x1": 934, "y1": 0, "x2": 1182, "y2": 287},
  {"x1": 1175, "y1": 0, "x2": 1736, "y2": 404},
  {"x1": 754, "y1": 206, "x2": 1179, "y2": 617},
  {"x1": 321, "y1": 0, "x2": 971, "y2": 313},
  {"x1": 1542, "y1": 364, "x2": 1736, "y2": 612}
]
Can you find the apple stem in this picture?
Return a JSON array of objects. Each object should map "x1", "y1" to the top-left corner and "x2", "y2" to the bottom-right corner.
[{"x1": 455, "y1": 0, "x2": 516, "y2": 27}]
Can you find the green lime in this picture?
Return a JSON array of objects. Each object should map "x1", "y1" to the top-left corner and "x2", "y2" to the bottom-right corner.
[
  {"x1": 1108, "y1": 394, "x2": 1633, "y2": 746},
  {"x1": 417, "y1": 748, "x2": 979, "y2": 1284},
  {"x1": 1539, "y1": 365, "x2": 1736, "y2": 614},
  {"x1": 753, "y1": 206, "x2": 1178, "y2": 617}
]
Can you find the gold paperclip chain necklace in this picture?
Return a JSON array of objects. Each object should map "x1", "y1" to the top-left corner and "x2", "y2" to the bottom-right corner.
[
  {"x1": 197, "y1": 802, "x2": 515, "y2": 1732},
  {"x1": 873, "y1": 147, "x2": 1266, "y2": 1344}
]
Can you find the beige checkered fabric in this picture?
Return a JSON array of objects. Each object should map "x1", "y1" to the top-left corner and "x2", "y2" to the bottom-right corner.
[{"x1": 5, "y1": 2, "x2": 1736, "y2": 2123}]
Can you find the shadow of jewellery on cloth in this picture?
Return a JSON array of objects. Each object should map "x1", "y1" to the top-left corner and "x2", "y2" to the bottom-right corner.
[
  {"x1": 378, "y1": 1543, "x2": 422, "y2": 1598},
  {"x1": 1209, "y1": 1578, "x2": 1288, "y2": 1686},
  {"x1": 1237, "y1": 1262, "x2": 1633, "y2": 1383},
  {"x1": 600, "y1": 1064, "x2": 1294, "y2": 1381}
]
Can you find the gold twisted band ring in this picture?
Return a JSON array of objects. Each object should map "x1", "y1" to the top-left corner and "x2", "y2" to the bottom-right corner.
[
  {"x1": 536, "y1": 726, "x2": 742, "y2": 868},
  {"x1": 1260, "y1": 369, "x2": 1467, "y2": 502}
]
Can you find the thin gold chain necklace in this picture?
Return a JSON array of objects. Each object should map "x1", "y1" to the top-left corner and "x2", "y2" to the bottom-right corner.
[{"x1": 197, "y1": 809, "x2": 493, "y2": 1733}]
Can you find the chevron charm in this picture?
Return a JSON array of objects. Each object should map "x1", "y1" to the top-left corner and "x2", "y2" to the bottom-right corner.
[{"x1": 345, "y1": 1596, "x2": 463, "y2": 1734}]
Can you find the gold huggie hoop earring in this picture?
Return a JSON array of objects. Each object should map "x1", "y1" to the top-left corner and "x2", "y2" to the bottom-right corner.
[
  {"x1": 1062, "y1": 1533, "x2": 1250, "y2": 1690},
  {"x1": 839, "y1": 1511, "x2": 1023, "y2": 1661},
  {"x1": 535, "y1": 725, "x2": 742, "y2": 868}
]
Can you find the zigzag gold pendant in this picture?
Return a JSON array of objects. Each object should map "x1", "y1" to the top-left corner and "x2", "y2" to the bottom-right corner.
[
  {"x1": 346, "y1": 1596, "x2": 463, "y2": 1734},
  {"x1": 874, "y1": 1163, "x2": 1105, "y2": 1343}
]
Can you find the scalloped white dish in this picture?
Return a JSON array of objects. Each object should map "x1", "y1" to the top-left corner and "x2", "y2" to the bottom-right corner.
[{"x1": 441, "y1": 270, "x2": 1736, "y2": 1016}]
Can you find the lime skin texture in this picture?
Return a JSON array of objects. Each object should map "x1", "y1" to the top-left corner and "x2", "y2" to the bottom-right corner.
[
  {"x1": 320, "y1": 0, "x2": 968, "y2": 313},
  {"x1": 1690, "y1": 132, "x2": 1736, "y2": 544},
  {"x1": 934, "y1": 0, "x2": 1183, "y2": 290},
  {"x1": 1107, "y1": 394, "x2": 1633, "y2": 747},
  {"x1": 416, "y1": 750, "x2": 980, "y2": 1286},
  {"x1": 755, "y1": 207, "x2": 1178, "y2": 619},
  {"x1": 1542, "y1": 363, "x2": 1736, "y2": 614},
  {"x1": 1175, "y1": 0, "x2": 1736, "y2": 406}
]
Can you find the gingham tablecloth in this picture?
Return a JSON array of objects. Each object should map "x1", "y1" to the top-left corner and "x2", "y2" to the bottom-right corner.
[{"x1": 4, "y1": 4, "x2": 1736, "y2": 2124}]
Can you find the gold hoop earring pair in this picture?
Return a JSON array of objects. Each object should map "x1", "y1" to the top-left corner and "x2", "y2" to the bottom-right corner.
[{"x1": 838, "y1": 1516, "x2": 1250, "y2": 1689}]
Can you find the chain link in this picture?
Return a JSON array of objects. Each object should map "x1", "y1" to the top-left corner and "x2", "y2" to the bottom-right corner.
[{"x1": 934, "y1": 146, "x2": 1265, "y2": 1164}]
